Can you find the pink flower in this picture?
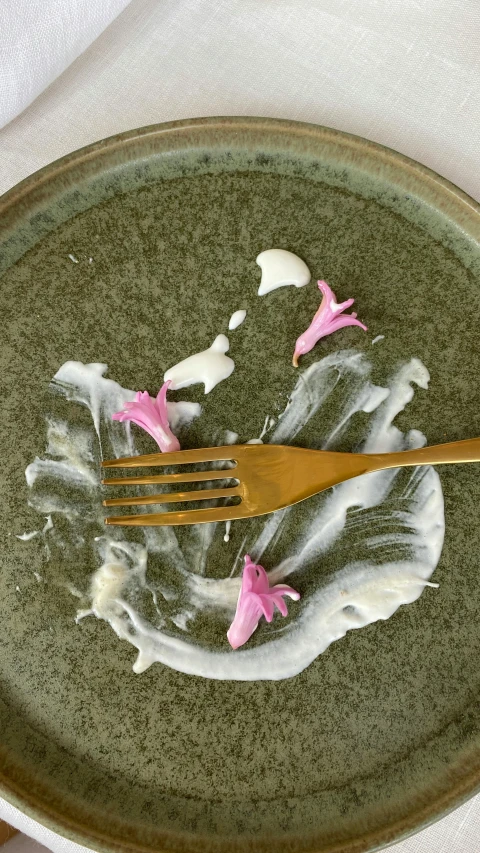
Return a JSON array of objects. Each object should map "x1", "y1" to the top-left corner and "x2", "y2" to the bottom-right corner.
[
  {"x1": 112, "y1": 381, "x2": 180, "y2": 452},
  {"x1": 227, "y1": 555, "x2": 300, "y2": 649},
  {"x1": 293, "y1": 280, "x2": 367, "y2": 367}
]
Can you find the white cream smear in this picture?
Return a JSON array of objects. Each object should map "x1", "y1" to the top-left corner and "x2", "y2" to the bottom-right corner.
[
  {"x1": 164, "y1": 335, "x2": 234, "y2": 394},
  {"x1": 17, "y1": 530, "x2": 40, "y2": 541},
  {"x1": 228, "y1": 310, "x2": 246, "y2": 331},
  {"x1": 20, "y1": 349, "x2": 444, "y2": 680},
  {"x1": 256, "y1": 249, "x2": 311, "y2": 296}
]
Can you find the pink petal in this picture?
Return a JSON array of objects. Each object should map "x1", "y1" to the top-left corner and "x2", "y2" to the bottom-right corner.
[
  {"x1": 269, "y1": 594, "x2": 289, "y2": 617},
  {"x1": 241, "y1": 555, "x2": 270, "y2": 595},
  {"x1": 154, "y1": 381, "x2": 169, "y2": 420},
  {"x1": 293, "y1": 280, "x2": 367, "y2": 367},
  {"x1": 227, "y1": 557, "x2": 300, "y2": 649},
  {"x1": 111, "y1": 382, "x2": 180, "y2": 452},
  {"x1": 270, "y1": 584, "x2": 301, "y2": 600},
  {"x1": 251, "y1": 566, "x2": 271, "y2": 595},
  {"x1": 269, "y1": 584, "x2": 301, "y2": 617},
  {"x1": 319, "y1": 314, "x2": 368, "y2": 337},
  {"x1": 257, "y1": 595, "x2": 276, "y2": 622},
  {"x1": 318, "y1": 281, "x2": 354, "y2": 316},
  {"x1": 240, "y1": 563, "x2": 255, "y2": 594},
  {"x1": 227, "y1": 592, "x2": 264, "y2": 649}
]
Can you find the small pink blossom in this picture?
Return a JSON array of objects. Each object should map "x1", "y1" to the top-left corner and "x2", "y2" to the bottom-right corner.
[
  {"x1": 293, "y1": 280, "x2": 367, "y2": 367},
  {"x1": 227, "y1": 555, "x2": 300, "y2": 649},
  {"x1": 112, "y1": 381, "x2": 180, "y2": 452}
]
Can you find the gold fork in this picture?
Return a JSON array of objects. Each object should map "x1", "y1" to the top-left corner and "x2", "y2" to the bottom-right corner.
[{"x1": 102, "y1": 437, "x2": 480, "y2": 526}]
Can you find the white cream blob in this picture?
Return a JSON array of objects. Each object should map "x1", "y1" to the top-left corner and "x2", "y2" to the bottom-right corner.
[
  {"x1": 256, "y1": 249, "x2": 311, "y2": 296},
  {"x1": 228, "y1": 310, "x2": 246, "y2": 331},
  {"x1": 21, "y1": 350, "x2": 444, "y2": 681},
  {"x1": 164, "y1": 335, "x2": 234, "y2": 394},
  {"x1": 76, "y1": 539, "x2": 148, "y2": 623},
  {"x1": 16, "y1": 530, "x2": 39, "y2": 542}
]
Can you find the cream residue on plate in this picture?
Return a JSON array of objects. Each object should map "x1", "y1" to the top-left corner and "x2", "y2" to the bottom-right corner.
[
  {"x1": 17, "y1": 530, "x2": 40, "y2": 542},
  {"x1": 228, "y1": 310, "x2": 247, "y2": 331},
  {"x1": 223, "y1": 520, "x2": 232, "y2": 543},
  {"x1": 17, "y1": 514, "x2": 53, "y2": 545},
  {"x1": 164, "y1": 335, "x2": 234, "y2": 394},
  {"x1": 20, "y1": 350, "x2": 444, "y2": 681},
  {"x1": 256, "y1": 249, "x2": 311, "y2": 296},
  {"x1": 54, "y1": 360, "x2": 200, "y2": 449}
]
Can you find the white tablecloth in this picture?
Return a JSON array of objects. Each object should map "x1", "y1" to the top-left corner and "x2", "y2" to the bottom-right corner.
[{"x1": 0, "y1": 1, "x2": 479, "y2": 850}]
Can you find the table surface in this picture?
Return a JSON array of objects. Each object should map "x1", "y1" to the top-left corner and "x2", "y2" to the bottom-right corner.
[{"x1": 0, "y1": 1, "x2": 479, "y2": 851}]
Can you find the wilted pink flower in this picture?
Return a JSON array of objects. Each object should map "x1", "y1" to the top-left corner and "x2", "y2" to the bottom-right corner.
[
  {"x1": 112, "y1": 381, "x2": 180, "y2": 452},
  {"x1": 293, "y1": 280, "x2": 367, "y2": 367},
  {"x1": 227, "y1": 555, "x2": 300, "y2": 649}
]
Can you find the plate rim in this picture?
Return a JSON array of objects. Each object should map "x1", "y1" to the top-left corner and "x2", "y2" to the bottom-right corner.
[{"x1": 1, "y1": 116, "x2": 479, "y2": 228}]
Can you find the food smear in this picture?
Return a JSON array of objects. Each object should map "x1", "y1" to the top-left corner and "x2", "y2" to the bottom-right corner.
[
  {"x1": 228, "y1": 310, "x2": 247, "y2": 331},
  {"x1": 21, "y1": 350, "x2": 444, "y2": 680},
  {"x1": 293, "y1": 281, "x2": 367, "y2": 367},
  {"x1": 256, "y1": 249, "x2": 310, "y2": 296},
  {"x1": 164, "y1": 334, "x2": 234, "y2": 394},
  {"x1": 49, "y1": 360, "x2": 200, "y2": 460}
]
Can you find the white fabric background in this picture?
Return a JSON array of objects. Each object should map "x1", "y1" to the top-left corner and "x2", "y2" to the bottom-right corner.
[
  {"x1": 0, "y1": 0, "x2": 131, "y2": 128},
  {"x1": 0, "y1": 1, "x2": 479, "y2": 851}
]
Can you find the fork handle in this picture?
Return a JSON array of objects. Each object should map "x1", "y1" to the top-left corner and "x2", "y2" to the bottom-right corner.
[{"x1": 367, "y1": 437, "x2": 480, "y2": 471}]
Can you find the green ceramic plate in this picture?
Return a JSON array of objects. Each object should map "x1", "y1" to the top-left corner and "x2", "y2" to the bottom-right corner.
[{"x1": 1, "y1": 117, "x2": 479, "y2": 853}]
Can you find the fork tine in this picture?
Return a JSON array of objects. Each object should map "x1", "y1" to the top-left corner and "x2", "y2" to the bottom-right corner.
[
  {"x1": 102, "y1": 446, "x2": 237, "y2": 469},
  {"x1": 103, "y1": 486, "x2": 240, "y2": 507},
  {"x1": 101, "y1": 469, "x2": 235, "y2": 486},
  {"x1": 105, "y1": 505, "x2": 250, "y2": 526}
]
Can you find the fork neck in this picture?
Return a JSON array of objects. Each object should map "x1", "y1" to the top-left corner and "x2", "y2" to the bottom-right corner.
[{"x1": 365, "y1": 437, "x2": 480, "y2": 471}]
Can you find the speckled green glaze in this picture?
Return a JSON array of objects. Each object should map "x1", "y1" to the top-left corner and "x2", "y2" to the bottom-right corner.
[{"x1": 0, "y1": 117, "x2": 479, "y2": 853}]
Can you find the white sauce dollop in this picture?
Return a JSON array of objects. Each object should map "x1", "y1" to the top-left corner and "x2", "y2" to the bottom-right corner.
[
  {"x1": 164, "y1": 334, "x2": 234, "y2": 394},
  {"x1": 228, "y1": 310, "x2": 246, "y2": 331},
  {"x1": 256, "y1": 249, "x2": 311, "y2": 296}
]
